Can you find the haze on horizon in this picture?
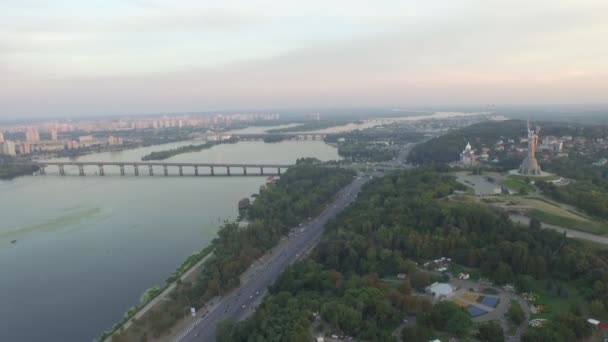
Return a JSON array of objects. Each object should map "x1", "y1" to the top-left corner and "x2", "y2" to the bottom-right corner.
[{"x1": 1, "y1": 0, "x2": 607, "y2": 117}]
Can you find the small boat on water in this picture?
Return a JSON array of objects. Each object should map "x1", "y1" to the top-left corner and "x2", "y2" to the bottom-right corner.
[{"x1": 11, "y1": 240, "x2": 17, "y2": 244}]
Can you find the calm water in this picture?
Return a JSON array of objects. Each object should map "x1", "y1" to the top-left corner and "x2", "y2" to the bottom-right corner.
[
  {"x1": 300, "y1": 111, "x2": 483, "y2": 133},
  {"x1": 0, "y1": 140, "x2": 339, "y2": 342}
]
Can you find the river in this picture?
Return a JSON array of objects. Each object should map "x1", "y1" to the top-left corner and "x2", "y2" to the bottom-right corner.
[{"x1": 0, "y1": 140, "x2": 339, "y2": 342}]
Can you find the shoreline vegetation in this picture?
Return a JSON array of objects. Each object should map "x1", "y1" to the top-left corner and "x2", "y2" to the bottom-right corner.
[
  {"x1": 103, "y1": 160, "x2": 355, "y2": 341},
  {"x1": 141, "y1": 137, "x2": 238, "y2": 161},
  {"x1": 0, "y1": 156, "x2": 39, "y2": 180},
  {"x1": 96, "y1": 246, "x2": 214, "y2": 341}
]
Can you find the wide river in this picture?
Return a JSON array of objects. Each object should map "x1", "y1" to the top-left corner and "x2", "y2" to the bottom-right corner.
[{"x1": 0, "y1": 140, "x2": 339, "y2": 342}]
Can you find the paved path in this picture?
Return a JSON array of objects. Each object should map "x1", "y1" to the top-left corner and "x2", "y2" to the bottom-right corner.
[{"x1": 450, "y1": 278, "x2": 530, "y2": 341}]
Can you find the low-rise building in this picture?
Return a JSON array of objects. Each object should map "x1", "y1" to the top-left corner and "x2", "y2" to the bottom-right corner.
[{"x1": 427, "y1": 282, "x2": 455, "y2": 299}]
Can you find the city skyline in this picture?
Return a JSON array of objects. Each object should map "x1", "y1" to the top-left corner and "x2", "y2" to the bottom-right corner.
[{"x1": 2, "y1": 1, "x2": 607, "y2": 117}]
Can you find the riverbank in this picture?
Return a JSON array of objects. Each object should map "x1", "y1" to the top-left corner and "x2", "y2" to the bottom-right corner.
[
  {"x1": 105, "y1": 162, "x2": 355, "y2": 341},
  {"x1": 98, "y1": 246, "x2": 213, "y2": 341},
  {"x1": 0, "y1": 155, "x2": 39, "y2": 180}
]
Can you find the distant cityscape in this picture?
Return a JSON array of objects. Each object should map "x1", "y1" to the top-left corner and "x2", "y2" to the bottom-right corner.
[{"x1": 0, "y1": 113, "x2": 279, "y2": 157}]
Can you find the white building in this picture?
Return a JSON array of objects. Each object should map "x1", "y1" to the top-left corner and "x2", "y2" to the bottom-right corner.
[
  {"x1": 107, "y1": 136, "x2": 124, "y2": 145},
  {"x1": 427, "y1": 282, "x2": 455, "y2": 299},
  {"x1": 460, "y1": 142, "x2": 476, "y2": 166},
  {"x1": 0, "y1": 140, "x2": 17, "y2": 156}
]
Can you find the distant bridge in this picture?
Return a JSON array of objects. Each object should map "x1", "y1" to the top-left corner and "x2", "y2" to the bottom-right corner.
[
  {"x1": 233, "y1": 133, "x2": 327, "y2": 141},
  {"x1": 12, "y1": 161, "x2": 293, "y2": 177}
]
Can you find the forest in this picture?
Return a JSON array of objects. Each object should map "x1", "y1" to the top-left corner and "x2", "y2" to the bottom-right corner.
[
  {"x1": 538, "y1": 155, "x2": 608, "y2": 220},
  {"x1": 337, "y1": 142, "x2": 396, "y2": 162},
  {"x1": 219, "y1": 168, "x2": 608, "y2": 341},
  {"x1": 106, "y1": 159, "x2": 355, "y2": 341}
]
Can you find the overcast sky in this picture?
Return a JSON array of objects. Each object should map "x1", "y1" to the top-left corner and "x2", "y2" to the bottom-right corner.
[{"x1": 1, "y1": 0, "x2": 607, "y2": 117}]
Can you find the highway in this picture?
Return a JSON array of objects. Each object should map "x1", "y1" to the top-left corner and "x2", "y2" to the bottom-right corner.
[{"x1": 176, "y1": 175, "x2": 370, "y2": 342}]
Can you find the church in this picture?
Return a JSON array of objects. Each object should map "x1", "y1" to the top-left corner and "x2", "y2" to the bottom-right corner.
[{"x1": 460, "y1": 142, "x2": 476, "y2": 166}]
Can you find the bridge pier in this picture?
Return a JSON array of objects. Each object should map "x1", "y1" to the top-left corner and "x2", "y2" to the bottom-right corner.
[
  {"x1": 278, "y1": 167, "x2": 281, "y2": 175},
  {"x1": 98, "y1": 165, "x2": 105, "y2": 176},
  {"x1": 243, "y1": 167, "x2": 247, "y2": 176},
  {"x1": 210, "y1": 166, "x2": 214, "y2": 176},
  {"x1": 78, "y1": 165, "x2": 85, "y2": 176},
  {"x1": 226, "y1": 166, "x2": 231, "y2": 176},
  {"x1": 179, "y1": 166, "x2": 183, "y2": 176},
  {"x1": 119, "y1": 165, "x2": 125, "y2": 176},
  {"x1": 194, "y1": 166, "x2": 199, "y2": 176},
  {"x1": 163, "y1": 165, "x2": 168, "y2": 176},
  {"x1": 134, "y1": 165, "x2": 139, "y2": 176},
  {"x1": 59, "y1": 165, "x2": 65, "y2": 176},
  {"x1": 40, "y1": 166, "x2": 46, "y2": 175},
  {"x1": 148, "y1": 165, "x2": 153, "y2": 176},
  {"x1": 260, "y1": 167, "x2": 264, "y2": 175}
]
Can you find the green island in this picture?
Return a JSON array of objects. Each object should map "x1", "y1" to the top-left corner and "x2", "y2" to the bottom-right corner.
[
  {"x1": 0, "y1": 155, "x2": 39, "y2": 180},
  {"x1": 266, "y1": 120, "x2": 358, "y2": 134},
  {"x1": 105, "y1": 159, "x2": 355, "y2": 341},
  {"x1": 141, "y1": 137, "x2": 238, "y2": 161},
  {"x1": 217, "y1": 168, "x2": 607, "y2": 341}
]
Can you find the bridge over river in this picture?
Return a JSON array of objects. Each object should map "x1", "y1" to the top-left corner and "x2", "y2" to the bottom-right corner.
[{"x1": 12, "y1": 161, "x2": 293, "y2": 177}]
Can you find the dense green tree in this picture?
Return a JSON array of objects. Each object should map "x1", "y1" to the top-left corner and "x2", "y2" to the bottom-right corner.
[
  {"x1": 216, "y1": 320, "x2": 236, "y2": 342},
  {"x1": 224, "y1": 168, "x2": 608, "y2": 342},
  {"x1": 401, "y1": 325, "x2": 433, "y2": 342},
  {"x1": 477, "y1": 321, "x2": 505, "y2": 342},
  {"x1": 507, "y1": 301, "x2": 525, "y2": 325}
]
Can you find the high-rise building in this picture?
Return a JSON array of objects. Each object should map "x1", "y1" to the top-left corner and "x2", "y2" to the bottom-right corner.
[
  {"x1": 50, "y1": 128, "x2": 58, "y2": 141},
  {"x1": 18, "y1": 142, "x2": 31, "y2": 154},
  {"x1": 0, "y1": 131, "x2": 4, "y2": 143},
  {"x1": 107, "y1": 136, "x2": 123, "y2": 145},
  {"x1": 0, "y1": 140, "x2": 16, "y2": 156},
  {"x1": 25, "y1": 128, "x2": 40, "y2": 143}
]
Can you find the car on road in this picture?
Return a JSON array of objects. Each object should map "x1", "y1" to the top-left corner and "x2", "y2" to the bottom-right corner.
[{"x1": 242, "y1": 304, "x2": 246, "y2": 309}]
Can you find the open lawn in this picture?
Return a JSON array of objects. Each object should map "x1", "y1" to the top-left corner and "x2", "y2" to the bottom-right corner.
[
  {"x1": 526, "y1": 279, "x2": 584, "y2": 320},
  {"x1": 504, "y1": 196, "x2": 608, "y2": 235},
  {"x1": 515, "y1": 197, "x2": 586, "y2": 220},
  {"x1": 528, "y1": 209, "x2": 608, "y2": 235},
  {"x1": 502, "y1": 178, "x2": 536, "y2": 194}
]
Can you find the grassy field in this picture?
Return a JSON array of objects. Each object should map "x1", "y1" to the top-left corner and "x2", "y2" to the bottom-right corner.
[
  {"x1": 526, "y1": 279, "x2": 583, "y2": 320},
  {"x1": 527, "y1": 209, "x2": 608, "y2": 235},
  {"x1": 513, "y1": 197, "x2": 589, "y2": 220},
  {"x1": 502, "y1": 178, "x2": 536, "y2": 194},
  {"x1": 505, "y1": 196, "x2": 608, "y2": 235}
]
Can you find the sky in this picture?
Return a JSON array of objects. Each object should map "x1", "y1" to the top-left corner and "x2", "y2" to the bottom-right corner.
[{"x1": 1, "y1": 0, "x2": 607, "y2": 117}]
